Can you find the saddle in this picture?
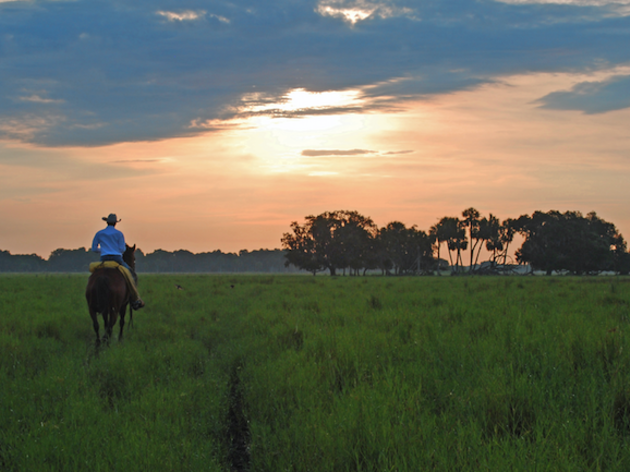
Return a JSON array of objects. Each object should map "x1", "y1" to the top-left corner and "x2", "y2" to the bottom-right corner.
[{"x1": 89, "y1": 261, "x2": 139, "y2": 301}]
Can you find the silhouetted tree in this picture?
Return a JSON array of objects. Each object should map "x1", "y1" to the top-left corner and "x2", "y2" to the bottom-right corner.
[
  {"x1": 281, "y1": 221, "x2": 322, "y2": 275},
  {"x1": 379, "y1": 222, "x2": 435, "y2": 275},
  {"x1": 0, "y1": 250, "x2": 46, "y2": 272},
  {"x1": 282, "y1": 210, "x2": 377, "y2": 275},
  {"x1": 515, "y1": 210, "x2": 626, "y2": 275},
  {"x1": 430, "y1": 220, "x2": 447, "y2": 275},
  {"x1": 48, "y1": 247, "x2": 94, "y2": 272},
  {"x1": 462, "y1": 207, "x2": 481, "y2": 272},
  {"x1": 434, "y1": 216, "x2": 467, "y2": 273}
]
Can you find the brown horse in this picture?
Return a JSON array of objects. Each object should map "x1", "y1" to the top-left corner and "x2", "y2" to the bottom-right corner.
[{"x1": 86, "y1": 244, "x2": 136, "y2": 346}]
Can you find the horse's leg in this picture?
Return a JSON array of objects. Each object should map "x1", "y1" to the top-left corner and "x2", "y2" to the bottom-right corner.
[
  {"x1": 107, "y1": 306, "x2": 118, "y2": 343},
  {"x1": 102, "y1": 309, "x2": 111, "y2": 344},
  {"x1": 118, "y1": 304, "x2": 126, "y2": 341},
  {"x1": 90, "y1": 308, "x2": 100, "y2": 347}
]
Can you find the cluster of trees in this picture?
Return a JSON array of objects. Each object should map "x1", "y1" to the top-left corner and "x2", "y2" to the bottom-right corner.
[
  {"x1": 515, "y1": 210, "x2": 629, "y2": 275},
  {"x1": 281, "y1": 210, "x2": 438, "y2": 276},
  {"x1": 282, "y1": 209, "x2": 630, "y2": 276},
  {"x1": 0, "y1": 248, "x2": 296, "y2": 273},
  {"x1": 136, "y1": 249, "x2": 294, "y2": 273}
]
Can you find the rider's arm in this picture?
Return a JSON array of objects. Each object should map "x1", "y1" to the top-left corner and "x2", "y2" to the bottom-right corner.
[
  {"x1": 117, "y1": 232, "x2": 126, "y2": 254},
  {"x1": 91, "y1": 233, "x2": 101, "y2": 253}
]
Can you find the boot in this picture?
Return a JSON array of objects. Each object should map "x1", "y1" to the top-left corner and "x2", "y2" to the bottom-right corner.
[{"x1": 132, "y1": 299, "x2": 145, "y2": 310}]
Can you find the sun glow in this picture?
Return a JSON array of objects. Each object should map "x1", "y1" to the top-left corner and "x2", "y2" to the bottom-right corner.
[
  {"x1": 242, "y1": 88, "x2": 364, "y2": 115},
  {"x1": 317, "y1": 6, "x2": 374, "y2": 24},
  {"x1": 315, "y1": 1, "x2": 418, "y2": 24},
  {"x1": 203, "y1": 87, "x2": 389, "y2": 173}
]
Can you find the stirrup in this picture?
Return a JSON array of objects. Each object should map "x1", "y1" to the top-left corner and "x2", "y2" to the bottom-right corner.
[{"x1": 131, "y1": 299, "x2": 145, "y2": 310}]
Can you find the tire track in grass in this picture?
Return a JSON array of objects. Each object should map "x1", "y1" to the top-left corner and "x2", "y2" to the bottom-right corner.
[{"x1": 227, "y1": 362, "x2": 251, "y2": 472}]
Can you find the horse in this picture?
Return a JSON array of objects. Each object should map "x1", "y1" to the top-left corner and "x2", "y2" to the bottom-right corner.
[{"x1": 85, "y1": 244, "x2": 136, "y2": 346}]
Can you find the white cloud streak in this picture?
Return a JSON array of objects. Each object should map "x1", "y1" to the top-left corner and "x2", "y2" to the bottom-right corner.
[
  {"x1": 496, "y1": 0, "x2": 630, "y2": 4},
  {"x1": 18, "y1": 94, "x2": 64, "y2": 104},
  {"x1": 316, "y1": 0, "x2": 418, "y2": 24},
  {"x1": 494, "y1": 0, "x2": 630, "y2": 15},
  {"x1": 156, "y1": 10, "x2": 205, "y2": 22}
]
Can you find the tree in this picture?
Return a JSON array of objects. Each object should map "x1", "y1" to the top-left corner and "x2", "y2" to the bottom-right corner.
[
  {"x1": 281, "y1": 221, "x2": 322, "y2": 275},
  {"x1": 497, "y1": 218, "x2": 517, "y2": 265},
  {"x1": 0, "y1": 250, "x2": 46, "y2": 272},
  {"x1": 378, "y1": 222, "x2": 434, "y2": 275},
  {"x1": 47, "y1": 247, "x2": 94, "y2": 272},
  {"x1": 432, "y1": 216, "x2": 468, "y2": 274},
  {"x1": 474, "y1": 214, "x2": 499, "y2": 267},
  {"x1": 281, "y1": 210, "x2": 377, "y2": 275},
  {"x1": 429, "y1": 220, "x2": 448, "y2": 275},
  {"x1": 431, "y1": 217, "x2": 463, "y2": 273},
  {"x1": 462, "y1": 207, "x2": 481, "y2": 273},
  {"x1": 515, "y1": 210, "x2": 627, "y2": 275},
  {"x1": 333, "y1": 211, "x2": 379, "y2": 275}
]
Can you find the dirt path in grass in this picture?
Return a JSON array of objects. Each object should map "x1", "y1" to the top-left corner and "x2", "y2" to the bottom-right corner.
[{"x1": 227, "y1": 363, "x2": 251, "y2": 472}]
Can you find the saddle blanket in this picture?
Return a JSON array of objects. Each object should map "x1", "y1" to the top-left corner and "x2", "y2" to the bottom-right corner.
[{"x1": 88, "y1": 261, "x2": 139, "y2": 300}]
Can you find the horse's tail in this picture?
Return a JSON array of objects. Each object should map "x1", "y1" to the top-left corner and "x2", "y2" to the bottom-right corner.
[{"x1": 95, "y1": 276, "x2": 111, "y2": 315}]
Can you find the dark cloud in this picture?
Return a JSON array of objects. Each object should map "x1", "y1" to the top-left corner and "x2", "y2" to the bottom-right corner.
[
  {"x1": 384, "y1": 150, "x2": 414, "y2": 155},
  {"x1": 536, "y1": 74, "x2": 630, "y2": 114},
  {"x1": 1, "y1": 0, "x2": 629, "y2": 146},
  {"x1": 302, "y1": 149, "x2": 377, "y2": 156},
  {"x1": 111, "y1": 158, "x2": 166, "y2": 163}
]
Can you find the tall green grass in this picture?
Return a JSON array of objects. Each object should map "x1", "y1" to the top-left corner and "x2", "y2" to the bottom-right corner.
[
  {"x1": 2, "y1": 274, "x2": 630, "y2": 470},
  {"x1": 0, "y1": 274, "x2": 231, "y2": 471}
]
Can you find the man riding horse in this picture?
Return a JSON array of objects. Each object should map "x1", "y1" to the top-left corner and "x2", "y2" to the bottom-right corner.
[{"x1": 92, "y1": 213, "x2": 145, "y2": 310}]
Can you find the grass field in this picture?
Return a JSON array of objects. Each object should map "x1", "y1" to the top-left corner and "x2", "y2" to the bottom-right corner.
[{"x1": 2, "y1": 274, "x2": 630, "y2": 471}]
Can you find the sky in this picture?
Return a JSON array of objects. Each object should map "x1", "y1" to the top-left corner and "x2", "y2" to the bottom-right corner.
[{"x1": 1, "y1": 0, "x2": 630, "y2": 258}]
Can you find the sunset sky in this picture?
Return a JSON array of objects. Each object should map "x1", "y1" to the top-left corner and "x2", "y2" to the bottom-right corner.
[{"x1": 1, "y1": 0, "x2": 630, "y2": 258}]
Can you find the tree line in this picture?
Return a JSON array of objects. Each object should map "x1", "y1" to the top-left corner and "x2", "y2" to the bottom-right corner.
[
  {"x1": 0, "y1": 248, "x2": 297, "y2": 273},
  {"x1": 281, "y1": 209, "x2": 630, "y2": 276},
  {"x1": 3, "y1": 208, "x2": 628, "y2": 275}
]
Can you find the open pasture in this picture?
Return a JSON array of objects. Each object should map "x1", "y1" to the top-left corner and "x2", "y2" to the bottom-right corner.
[{"x1": 2, "y1": 274, "x2": 630, "y2": 471}]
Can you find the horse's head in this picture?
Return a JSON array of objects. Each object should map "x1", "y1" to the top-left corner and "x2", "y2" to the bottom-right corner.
[{"x1": 123, "y1": 244, "x2": 136, "y2": 270}]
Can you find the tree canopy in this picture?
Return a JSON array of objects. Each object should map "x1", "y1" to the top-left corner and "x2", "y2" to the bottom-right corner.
[
  {"x1": 283, "y1": 208, "x2": 630, "y2": 276},
  {"x1": 282, "y1": 210, "x2": 439, "y2": 276},
  {"x1": 514, "y1": 211, "x2": 629, "y2": 275}
]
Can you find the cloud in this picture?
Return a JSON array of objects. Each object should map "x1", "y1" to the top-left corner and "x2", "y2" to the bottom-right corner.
[
  {"x1": 156, "y1": 9, "x2": 229, "y2": 23},
  {"x1": 496, "y1": 0, "x2": 630, "y2": 6},
  {"x1": 302, "y1": 149, "x2": 378, "y2": 156},
  {"x1": 1, "y1": 0, "x2": 629, "y2": 146},
  {"x1": 384, "y1": 150, "x2": 414, "y2": 155},
  {"x1": 156, "y1": 10, "x2": 204, "y2": 22},
  {"x1": 111, "y1": 158, "x2": 171, "y2": 164},
  {"x1": 209, "y1": 13, "x2": 230, "y2": 24},
  {"x1": 18, "y1": 94, "x2": 64, "y2": 104},
  {"x1": 316, "y1": 0, "x2": 419, "y2": 24},
  {"x1": 495, "y1": 0, "x2": 630, "y2": 16},
  {"x1": 301, "y1": 148, "x2": 413, "y2": 157},
  {"x1": 537, "y1": 75, "x2": 630, "y2": 113}
]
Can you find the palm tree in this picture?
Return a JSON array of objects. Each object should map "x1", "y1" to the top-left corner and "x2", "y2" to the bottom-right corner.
[
  {"x1": 462, "y1": 207, "x2": 481, "y2": 273},
  {"x1": 430, "y1": 218, "x2": 451, "y2": 275}
]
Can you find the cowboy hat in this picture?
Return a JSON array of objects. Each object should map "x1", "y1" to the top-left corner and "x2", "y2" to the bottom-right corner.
[{"x1": 102, "y1": 213, "x2": 121, "y2": 224}]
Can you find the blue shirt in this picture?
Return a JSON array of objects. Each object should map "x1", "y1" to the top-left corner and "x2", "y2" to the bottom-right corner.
[{"x1": 92, "y1": 225, "x2": 126, "y2": 256}]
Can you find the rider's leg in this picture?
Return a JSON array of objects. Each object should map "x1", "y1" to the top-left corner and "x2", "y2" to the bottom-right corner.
[{"x1": 101, "y1": 255, "x2": 144, "y2": 308}]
